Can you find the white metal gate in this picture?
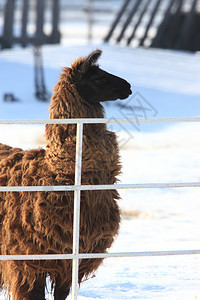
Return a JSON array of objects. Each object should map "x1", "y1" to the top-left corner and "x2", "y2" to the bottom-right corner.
[{"x1": 0, "y1": 117, "x2": 200, "y2": 300}]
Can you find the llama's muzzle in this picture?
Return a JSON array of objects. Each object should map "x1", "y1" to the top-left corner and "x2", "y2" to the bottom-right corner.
[{"x1": 118, "y1": 82, "x2": 132, "y2": 99}]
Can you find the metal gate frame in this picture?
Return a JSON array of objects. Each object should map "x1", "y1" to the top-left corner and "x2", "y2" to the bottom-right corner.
[{"x1": 0, "y1": 117, "x2": 200, "y2": 300}]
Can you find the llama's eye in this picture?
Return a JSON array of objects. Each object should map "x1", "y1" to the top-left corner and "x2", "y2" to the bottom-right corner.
[{"x1": 94, "y1": 78, "x2": 106, "y2": 86}]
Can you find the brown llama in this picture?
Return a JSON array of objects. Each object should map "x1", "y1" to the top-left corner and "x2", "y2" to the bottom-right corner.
[{"x1": 0, "y1": 49, "x2": 132, "y2": 299}]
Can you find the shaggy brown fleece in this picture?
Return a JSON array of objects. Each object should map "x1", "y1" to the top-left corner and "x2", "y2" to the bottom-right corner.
[{"x1": 0, "y1": 54, "x2": 123, "y2": 299}]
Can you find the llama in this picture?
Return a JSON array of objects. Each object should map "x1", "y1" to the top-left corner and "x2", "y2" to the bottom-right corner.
[{"x1": 0, "y1": 49, "x2": 132, "y2": 300}]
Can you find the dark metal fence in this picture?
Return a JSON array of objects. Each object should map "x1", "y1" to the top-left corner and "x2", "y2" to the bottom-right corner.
[
  {"x1": 0, "y1": 0, "x2": 60, "y2": 50},
  {"x1": 104, "y1": 0, "x2": 200, "y2": 52}
]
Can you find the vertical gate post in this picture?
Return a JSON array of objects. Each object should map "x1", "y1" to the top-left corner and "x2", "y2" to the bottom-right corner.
[
  {"x1": 2, "y1": 0, "x2": 16, "y2": 49},
  {"x1": 72, "y1": 122, "x2": 83, "y2": 300}
]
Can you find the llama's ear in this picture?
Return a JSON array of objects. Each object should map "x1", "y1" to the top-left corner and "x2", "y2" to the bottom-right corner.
[
  {"x1": 86, "y1": 49, "x2": 102, "y2": 66},
  {"x1": 79, "y1": 49, "x2": 102, "y2": 76}
]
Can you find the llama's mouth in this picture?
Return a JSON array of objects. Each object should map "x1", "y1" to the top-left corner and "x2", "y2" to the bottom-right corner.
[{"x1": 119, "y1": 89, "x2": 132, "y2": 100}]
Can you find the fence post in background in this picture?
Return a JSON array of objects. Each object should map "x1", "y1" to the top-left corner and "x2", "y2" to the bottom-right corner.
[
  {"x1": 50, "y1": 0, "x2": 60, "y2": 43},
  {"x1": 139, "y1": 0, "x2": 162, "y2": 47},
  {"x1": 116, "y1": 0, "x2": 140, "y2": 43},
  {"x1": 35, "y1": 0, "x2": 45, "y2": 45},
  {"x1": 87, "y1": 0, "x2": 93, "y2": 42},
  {"x1": 33, "y1": 45, "x2": 49, "y2": 101},
  {"x1": 166, "y1": 0, "x2": 184, "y2": 49},
  {"x1": 127, "y1": 0, "x2": 150, "y2": 46},
  {"x1": 104, "y1": 0, "x2": 131, "y2": 43},
  {"x1": 177, "y1": 0, "x2": 197, "y2": 51},
  {"x1": 71, "y1": 122, "x2": 83, "y2": 300},
  {"x1": 151, "y1": 0, "x2": 175, "y2": 49},
  {"x1": 21, "y1": 0, "x2": 29, "y2": 48},
  {"x1": 2, "y1": 0, "x2": 15, "y2": 49}
]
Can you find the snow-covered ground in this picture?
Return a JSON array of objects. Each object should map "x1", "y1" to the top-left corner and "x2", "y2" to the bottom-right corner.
[{"x1": 0, "y1": 41, "x2": 200, "y2": 300}]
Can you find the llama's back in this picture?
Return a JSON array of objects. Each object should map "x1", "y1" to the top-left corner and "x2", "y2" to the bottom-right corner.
[
  {"x1": 0, "y1": 143, "x2": 22, "y2": 160},
  {"x1": 0, "y1": 143, "x2": 24, "y2": 187}
]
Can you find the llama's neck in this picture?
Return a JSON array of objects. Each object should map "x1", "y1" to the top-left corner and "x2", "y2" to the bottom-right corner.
[
  {"x1": 45, "y1": 79, "x2": 106, "y2": 174},
  {"x1": 48, "y1": 81, "x2": 105, "y2": 120}
]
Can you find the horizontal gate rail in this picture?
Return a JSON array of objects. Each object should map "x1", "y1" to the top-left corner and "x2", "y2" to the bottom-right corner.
[
  {"x1": 0, "y1": 117, "x2": 200, "y2": 125},
  {"x1": 0, "y1": 249, "x2": 200, "y2": 261},
  {"x1": 0, "y1": 182, "x2": 199, "y2": 192}
]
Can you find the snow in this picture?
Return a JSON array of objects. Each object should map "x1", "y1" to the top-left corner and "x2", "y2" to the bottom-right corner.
[{"x1": 0, "y1": 40, "x2": 200, "y2": 299}]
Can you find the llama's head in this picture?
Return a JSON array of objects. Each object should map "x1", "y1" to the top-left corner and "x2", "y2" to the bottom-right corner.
[{"x1": 72, "y1": 49, "x2": 132, "y2": 104}]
